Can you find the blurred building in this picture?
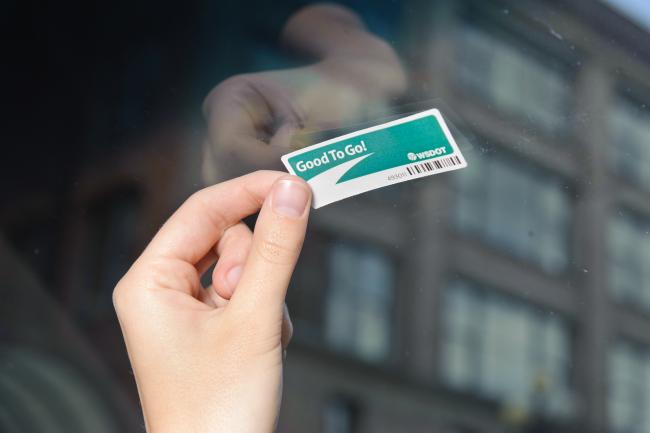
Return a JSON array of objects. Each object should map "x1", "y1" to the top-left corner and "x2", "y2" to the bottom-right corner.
[
  {"x1": 281, "y1": 1, "x2": 650, "y2": 433},
  {"x1": 3, "y1": 0, "x2": 650, "y2": 433}
]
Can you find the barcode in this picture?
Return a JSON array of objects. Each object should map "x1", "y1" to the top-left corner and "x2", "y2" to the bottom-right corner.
[{"x1": 405, "y1": 155, "x2": 463, "y2": 176}]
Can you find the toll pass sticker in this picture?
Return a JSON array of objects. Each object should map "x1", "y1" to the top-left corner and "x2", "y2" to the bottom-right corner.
[{"x1": 281, "y1": 109, "x2": 468, "y2": 208}]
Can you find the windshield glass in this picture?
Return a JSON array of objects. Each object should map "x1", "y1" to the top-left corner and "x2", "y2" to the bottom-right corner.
[{"x1": 4, "y1": 1, "x2": 650, "y2": 432}]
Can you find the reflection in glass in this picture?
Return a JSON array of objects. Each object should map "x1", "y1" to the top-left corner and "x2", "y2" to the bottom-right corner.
[
  {"x1": 441, "y1": 280, "x2": 572, "y2": 418},
  {"x1": 608, "y1": 341, "x2": 650, "y2": 433},
  {"x1": 609, "y1": 211, "x2": 650, "y2": 309},
  {"x1": 322, "y1": 397, "x2": 357, "y2": 433},
  {"x1": 454, "y1": 151, "x2": 570, "y2": 273},
  {"x1": 457, "y1": 24, "x2": 570, "y2": 132},
  {"x1": 325, "y1": 242, "x2": 394, "y2": 362},
  {"x1": 610, "y1": 95, "x2": 650, "y2": 189},
  {"x1": 0, "y1": 347, "x2": 119, "y2": 433}
]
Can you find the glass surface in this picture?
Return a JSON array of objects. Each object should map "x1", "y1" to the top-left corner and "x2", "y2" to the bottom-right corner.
[
  {"x1": 608, "y1": 342, "x2": 650, "y2": 433},
  {"x1": 609, "y1": 211, "x2": 650, "y2": 310},
  {"x1": 441, "y1": 280, "x2": 572, "y2": 418},
  {"x1": 325, "y1": 241, "x2": 394, "y2": 361},
  {"x1": 4, "y1": 0, "x2": 650, "y2": 432},
  {"x1": 454, "y1": 149, "x2": 570, "y2": 273},
  {"x1": 610, "y1": 95, "x2": 650, "y2": 189},
  {"x1": 457, "y1": 23, "x2": 570, "y2": 133}
]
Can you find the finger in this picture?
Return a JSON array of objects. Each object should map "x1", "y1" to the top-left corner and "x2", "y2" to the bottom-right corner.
[
  {"x1": 211, "y1": 222, "x2": 253, "y2": 300},
  {"x1": 269, "y1": 122, "x2": 299, "y2": 149},
  {"x1": 203, "y1": 75, "x2": 272, "y2": 142},
  {"x1": 204, "y1": 74, "x2": 305, "y2": 144},
  {"x1": 281, "y1": 303, "x2": 293, "y2": 349},
  {"x1": 197, "y1": 287, "x2": 217, "y2": 308},
  {"x1": 203, "y1": 75, "x2": 303, "y2": 173},
  {"x1": 195, "y1": 248, "x2": 218, "y2": 277},
  {"x1": 230, "y1": 175, "x2": 311, "y2": 316},
  {"x1": 142, "y1": 170, "x2": 285, "y2": 266},
  {"x1": 199, "y1": 285, "x2": 230, "y2": 309}
]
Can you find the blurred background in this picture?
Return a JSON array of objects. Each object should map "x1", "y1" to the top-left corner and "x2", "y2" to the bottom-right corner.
[{"x1": 3, "y1": 0, "x2": 650, "y2": 432}]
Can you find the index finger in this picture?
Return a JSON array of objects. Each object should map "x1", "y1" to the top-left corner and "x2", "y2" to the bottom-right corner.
[{"x1": 142, "y1": 170, "x2": 286, "y2": 265}]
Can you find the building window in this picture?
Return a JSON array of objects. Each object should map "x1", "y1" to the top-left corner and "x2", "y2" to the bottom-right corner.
[
  {"x1": 322, "y1": 397, "x2": 358, "y2": 433},
  {"x1": 324, "y1": 241, "x2": 394, "y2": 362},
  {"x1": 287, "y1": 235, "x2": 395, "y2": 362},
  {"x1": 454, "y1": 150, "x2": 570, "y2": 273},
  {"x1": 286, "y1": 232, "x2": 329, "y2": 341},
  {"x1": 609, "y1": 95, "x2": 650, "y2": 189},
  {"x1": 609, "y1": 211, "x2": 650, "y2": 310},
  {"x1": 457, "y1": 24, "x2": 570, "y2": 133},
  {"x1": 608, "y1": 341, "x2": 650, "y2": 433},
  {"x1": 441, "y1": 279, "x2": 573, "y2": 418}
]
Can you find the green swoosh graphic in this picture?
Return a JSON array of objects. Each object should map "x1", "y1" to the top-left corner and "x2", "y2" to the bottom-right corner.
[{"x1": 287, "y1": 115, "x2": 452, "y2": 183}]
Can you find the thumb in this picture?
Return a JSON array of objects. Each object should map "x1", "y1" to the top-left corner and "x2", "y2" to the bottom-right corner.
[{"x1": 229, "y1": 175, "x2": 311, "y2": 316}]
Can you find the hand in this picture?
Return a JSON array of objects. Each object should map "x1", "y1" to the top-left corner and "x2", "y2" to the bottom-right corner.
[
  {"x1": 113, "y1": 171, "x2": 312, "y2": 433},
  {"x1": 202, "y1": 65, "x2": 374, "y2": 182},
  {"x1": 201, "y1": 5, "x2": 407, "y2": 184}
]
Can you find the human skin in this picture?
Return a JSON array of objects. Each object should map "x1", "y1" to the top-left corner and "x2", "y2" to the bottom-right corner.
[
  {"x1": 202, "y1": 4, "x2": 407, "y2": 183},
  {"x1": 113, "y1": 172, "x2": 311, "y2": 433},
  {"x1": 113, "y1": 6, "x2": 406, "y2": 431}
]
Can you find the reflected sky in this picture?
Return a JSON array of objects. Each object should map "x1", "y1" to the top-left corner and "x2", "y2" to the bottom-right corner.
[{"x1": 604, "y1": 0, "x2": 650, "y2": 29}]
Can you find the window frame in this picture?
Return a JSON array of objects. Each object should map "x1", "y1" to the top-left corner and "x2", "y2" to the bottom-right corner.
[
  {"x1": 439, "y1": 276, "x2": 575, "y2": 418},
  {"x1": 452, "y1": 2, "x2": 579, "y2": 138},
  {"x1": 452, "y1": 142, "x2": 573, "y2": 275}
]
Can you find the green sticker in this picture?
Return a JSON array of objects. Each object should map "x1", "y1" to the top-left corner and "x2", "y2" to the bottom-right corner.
[{"x1": 282, "y1": 109, "x2": 467, "y2": 208}]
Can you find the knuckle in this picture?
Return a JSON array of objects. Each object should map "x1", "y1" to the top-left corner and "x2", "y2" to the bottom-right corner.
[
  {"x1": 186, "y1": 188, "x2": 207, "y2": 207},
  {"x1": 112, "y1": 276, "x2": 136, "y2": 315},
  {"x1": 186, "y1": 189, "x2": 228, "y2": 232},
  {"x1": 202, "y1": 74, "x2": 252, "y2": 116},
  {"x1": 183, "y1": 190, "x2": 204, "y2": 214},
  {"x1": 112, "y1": 257, "x2": 201, "y2": 316},
  {"x1": 216, "y1": 74, "x2": 252, "y2": 92},
  {"x1": 112, "y1": 284, "x2": 125, "y2": 311},
  {"x1": 255, "y1": 235, "x2": 299, "y2": 266},
  {"x1": 148, "y1": 257, "x2": 200, "y2": 295},
  {"x1": 221, "y1": 223, "x2": 253, "y2": 251}
]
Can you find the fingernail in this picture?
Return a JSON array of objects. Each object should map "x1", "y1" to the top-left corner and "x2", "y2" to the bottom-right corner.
[
  {"x1": 271, "y1": 179, "x2": 309, "y2": 218},
  {"x1": 226, "y1": 265, "x2": 243, "y2": 289}
]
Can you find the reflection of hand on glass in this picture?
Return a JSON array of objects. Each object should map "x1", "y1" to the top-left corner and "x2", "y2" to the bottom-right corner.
[
  {"x1": 113, "y1": 172, "x2": 311, "y2": 433},
  {"x1": 202, "y1": 4, "x2": 407, "y2": 182}
]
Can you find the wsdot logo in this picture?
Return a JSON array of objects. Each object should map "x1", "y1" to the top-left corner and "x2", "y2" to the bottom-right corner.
[{"x1": 407, "y1": 147, "x2": 448, "y2": 161}]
